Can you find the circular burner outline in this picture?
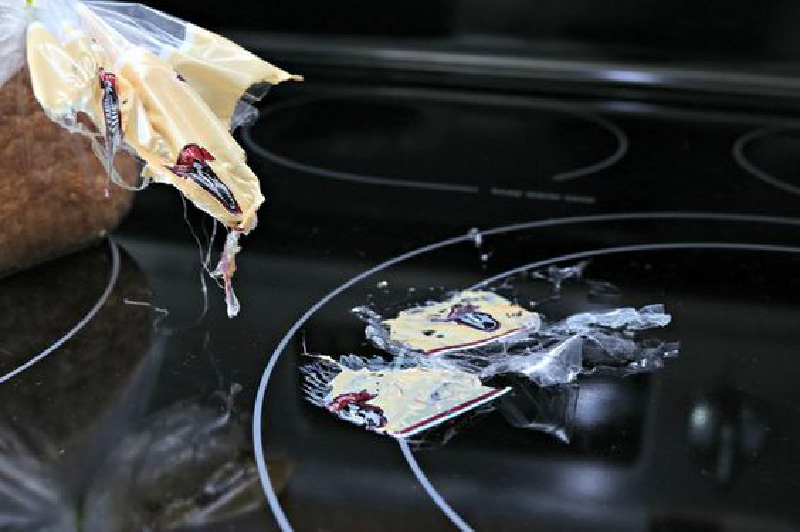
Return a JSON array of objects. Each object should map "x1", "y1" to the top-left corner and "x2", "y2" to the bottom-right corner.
[
  {"x1": 242, "y1": 89, "x2": 628, "y2": 195},
  {"x1": 0, "y1": 238, "x2": 120, "y2": 385},
  {"x1": 253, "y1": 212, "x2": 800, "y2": 531},
  {"x1": 734, "y1": 125, "x2": 800, "y2": 197}
]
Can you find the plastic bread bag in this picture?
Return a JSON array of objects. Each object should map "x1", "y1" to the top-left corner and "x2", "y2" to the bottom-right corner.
[
  {"x1": 0, "y1": 0, "x2": 139, "y2": 277},
  {"x1": 1, "y1": 0, "x2": 300, "y2": 316}
]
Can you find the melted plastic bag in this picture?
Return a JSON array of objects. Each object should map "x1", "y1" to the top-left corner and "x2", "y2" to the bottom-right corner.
[
  {"x1": 357, "y1": 288, "x2": 677, "y2": 386},
  {"x1": 308, "y1": 266, "x2": 679, "y2": 442},
  {"x1": 2, "y1": 0, "x2": 299, "y2": 316},
  {"x1": 301, "y1": 355, "x2": 510, "y2": 438}
]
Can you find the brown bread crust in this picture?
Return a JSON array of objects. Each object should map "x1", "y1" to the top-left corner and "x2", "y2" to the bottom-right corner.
[{"x1": 0, "y1": 69, "x2": 138, "y2": 276}]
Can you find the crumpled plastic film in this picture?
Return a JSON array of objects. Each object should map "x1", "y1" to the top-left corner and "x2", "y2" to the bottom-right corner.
[
  {"x1": 304, "y1": 264, "x2": 680, "y2": 442},
  {"x1": 582, "y1": 332, "x2": 680, "y2": 374},
  {"x1": 4, "y1": 0, "x2": 300, "y2": 315},
  {"x1": 555, "y1": 304, "x2": 672, "y2": 332},
  {"x1": 357, "y1": 290, "x2": 677, "y2": 386},
  {"x1": 301, "y1": 355, "x2": 510, "y2": 438},
  {"x1": 473, "y1": 335, "x2": 585, "y2": 386},
  {"x1": 436, "y1": 303, "x2": 678, "y2": 381}
]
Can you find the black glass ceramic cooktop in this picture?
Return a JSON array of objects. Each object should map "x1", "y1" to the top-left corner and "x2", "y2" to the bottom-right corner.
[{"x1": 3, "y1": 79, "x2": 800, "y2": 532}]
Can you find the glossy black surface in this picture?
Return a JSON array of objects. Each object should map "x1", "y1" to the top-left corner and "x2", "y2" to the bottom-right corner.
[
  {"x1": 254, "y1": 215, "x2": 800, "y2": 531},
  {"x1": 6, "y1": 33, "x2": 800, "y2": 532},
  {"x1": 151, "y1": 0, "x2": 800, "y2": 70}
]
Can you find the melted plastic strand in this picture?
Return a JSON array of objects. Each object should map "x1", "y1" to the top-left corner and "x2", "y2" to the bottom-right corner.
[
  {"x1": 179, "y1": 195, "x2": 247, "y2": 324},
  {"x1": 202, "y1": 217, "x2": 219, "y2": 269},
  {"x1": 122, "y1": 298, "x2": 170, "y2": 328},
  {"x1": 213, "y1": 231, "x2": 242, "y2": 318},
  {"x1": 179, "y1": 194, "x2": 215, "y2": 322}
]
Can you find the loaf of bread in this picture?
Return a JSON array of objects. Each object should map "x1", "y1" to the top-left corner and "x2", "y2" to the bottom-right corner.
[{"x1": 0, "y1": 69, "x2": 138, "y2": 276}]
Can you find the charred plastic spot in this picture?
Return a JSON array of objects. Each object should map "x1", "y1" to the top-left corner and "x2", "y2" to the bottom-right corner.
[
  {"x1": 433, "y1": 303, "x2": 501, "y2": 332},
  {"x1": 329, "y1": 390, "x2": 387, "y2": 429},
  {"x1": 166, "y1": 143, "x2": 242, "y2": 215},
  {"x1": 98, "y1": 67, "x2": 122, "y2": 174}
]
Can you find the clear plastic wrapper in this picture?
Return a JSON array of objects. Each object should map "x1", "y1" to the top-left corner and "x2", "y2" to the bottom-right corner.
[
  {"x1": 1, "y1": 0, "x2": 299, "y2": 315},
  {"x1": 301, "y1": 355, "x2": 510, "y2": 438},
  {"x1": 357, "y1": 287, "x2": 677, "y2": 385}
]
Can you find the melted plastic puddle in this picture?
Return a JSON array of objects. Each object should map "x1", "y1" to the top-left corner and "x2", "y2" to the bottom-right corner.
[{"x1": 302, "y1": 262, "x2": 679, "y2": 445}]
